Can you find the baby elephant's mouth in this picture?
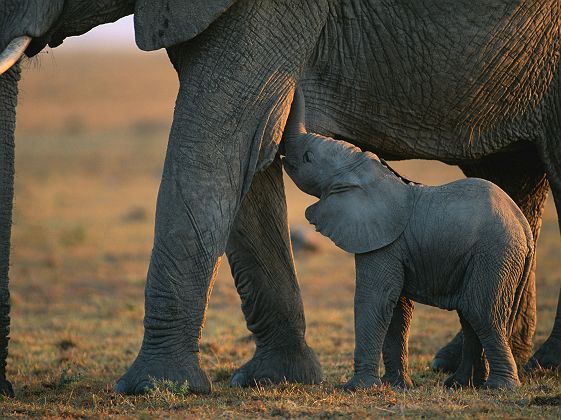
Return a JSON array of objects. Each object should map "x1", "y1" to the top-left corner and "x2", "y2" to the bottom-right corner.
[{"x1": 281, "y1": 157, "x2": 295, "y2": 172}]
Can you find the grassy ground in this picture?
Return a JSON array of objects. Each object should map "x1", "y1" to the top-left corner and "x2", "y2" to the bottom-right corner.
[{"x1": 1, "y1": 51, "x2": 560, "y2": 417}]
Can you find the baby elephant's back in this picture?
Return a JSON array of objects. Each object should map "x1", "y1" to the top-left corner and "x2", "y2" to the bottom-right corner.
[{"x1": 423, "y1": 178, "x2": 533, "y2": 259}]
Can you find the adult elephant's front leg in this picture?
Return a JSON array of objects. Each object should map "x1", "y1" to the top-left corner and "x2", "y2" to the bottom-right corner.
[
  {"x1": 115, "y1": 0, "x2": 329, "y2": 395},
  {"x1": 226, "y1": 157, "x2": 321, "y2": 387},
  {"x1": 114, "y1": 100, "x2": 239, "y2": 395}
]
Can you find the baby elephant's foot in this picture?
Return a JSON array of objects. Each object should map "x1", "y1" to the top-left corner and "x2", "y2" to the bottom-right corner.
[
  {"x1": 483, "y1": 375, "x2": 520, "y2": 390},
  {"x1": 342, "y1": 373, "x2": 382, "y2": 391}
]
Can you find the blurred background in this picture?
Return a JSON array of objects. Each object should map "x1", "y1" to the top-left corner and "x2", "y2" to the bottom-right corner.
[{"x1": 7, "y1": 15, "x2": 561, "y2": 405}]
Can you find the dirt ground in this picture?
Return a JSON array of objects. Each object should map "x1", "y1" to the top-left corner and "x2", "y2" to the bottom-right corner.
[{"x1": 1, "y1": 50, "x2": 560, "y2": 418}]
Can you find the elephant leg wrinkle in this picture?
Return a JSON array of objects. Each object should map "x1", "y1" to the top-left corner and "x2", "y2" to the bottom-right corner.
[{"x1": 117, "y1": 0, "x2": 329, "y2": 394}]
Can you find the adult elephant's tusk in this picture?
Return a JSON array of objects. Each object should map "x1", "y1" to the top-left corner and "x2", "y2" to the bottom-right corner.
[{"x1": 0, "y1": 36, "x2": 32, "y2": 76}]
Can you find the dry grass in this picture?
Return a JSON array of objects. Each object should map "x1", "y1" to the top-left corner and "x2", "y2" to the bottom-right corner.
[{"x1": 1, "y1": 50, "x2": 560, "y2": 417}]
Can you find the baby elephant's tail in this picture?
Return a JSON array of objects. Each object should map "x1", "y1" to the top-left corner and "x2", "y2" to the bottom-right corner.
[{"x1": 507, "y1": 237, "x2": 535, "y2": 369}]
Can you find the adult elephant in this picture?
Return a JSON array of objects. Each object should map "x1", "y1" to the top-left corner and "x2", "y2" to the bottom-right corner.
[{"x1": 1, "y1": 0, "x2": 561, "y2": 396}]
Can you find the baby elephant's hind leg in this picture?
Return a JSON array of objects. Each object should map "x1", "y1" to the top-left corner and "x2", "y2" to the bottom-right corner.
[
  {"x1": 444, "y1": 314, "x2": 488, "y2": 388},
  {"x1": 477, "y1": 331, "x2": 520, "y2": 389},
  {"x1": 463, "y1": 308, "x2": 520, "y2": 389},
  {"x1": 459, "y1": 255, "x2": 522, "y2": 389}
]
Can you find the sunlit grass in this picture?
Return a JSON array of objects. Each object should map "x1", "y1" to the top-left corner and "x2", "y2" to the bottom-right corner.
[{"x1": 1, "y1": 51, "x2": 560, "y2": 417}]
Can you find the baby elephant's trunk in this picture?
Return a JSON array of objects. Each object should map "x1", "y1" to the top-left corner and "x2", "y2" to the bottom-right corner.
[{"x1": 282, "y1": 87, "x2": 308, "y2": 155}]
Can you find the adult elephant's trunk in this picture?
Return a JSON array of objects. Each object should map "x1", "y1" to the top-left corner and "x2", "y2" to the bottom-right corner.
[{"x1": 0, "y1": 62, "x2": 20, "y2": 397}]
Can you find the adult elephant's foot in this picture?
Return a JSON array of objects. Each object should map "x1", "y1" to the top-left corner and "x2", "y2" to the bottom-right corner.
[
  {"x1": 342, "y1": 373, "x2": 382, "y2": 391},
  {"x1": 381, "y1": 371, "x2": 413, "y2": 389},
  {"x1": 443, "y1": 367, "x2": 486, "y2": 388},
  {"x1": 525, "y1": 336, "x2": 561, "y2": 370},
  {"x1": 444, "y1": 356, "x2": 488, "y2": 388},
  {"x1": 230, "y1": 343, "x2": 322, "y2": 387},
  {"x1": 483, "y1": 375, "x2": 520, "y2": 389},
  {"x1": 444, "y1": 372, "x2": 470, "y2": 388},
  {"x1": 115, "y1": 351, "x2": 211, "y2": 395},
  {"x1": 431, "y1": 332, "x2": 463, "y2": 373},
  {"x1": 0, "y1": 378, "x2": 14, "y2": 397}
]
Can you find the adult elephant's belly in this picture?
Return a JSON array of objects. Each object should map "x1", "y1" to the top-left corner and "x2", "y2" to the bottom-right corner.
[
  {"x1": 303, "y1": 0, "x2": 559, "y2": 164},
  {"x1": 303, "y1": 80, "x2": 542, "y2": 164}
]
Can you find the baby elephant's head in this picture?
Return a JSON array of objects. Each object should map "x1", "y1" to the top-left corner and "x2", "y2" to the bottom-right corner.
[
  {"x1": 281, "y1": 87, "x2": 414, "y2": 254},
  {"x1": 281, "y1": 88, "x2": 370, "y2": 198},
  {"x1": 283, "y1": 132, "x2": 371, "y2": 198}
]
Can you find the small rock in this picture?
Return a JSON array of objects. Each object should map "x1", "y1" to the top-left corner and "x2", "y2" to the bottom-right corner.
[
  {"x1": 122, "y1": 206, "x2": 148, "y2": 222},
  {"x1": 290, "y1": 225, "x2": 323, "y2": 253}
]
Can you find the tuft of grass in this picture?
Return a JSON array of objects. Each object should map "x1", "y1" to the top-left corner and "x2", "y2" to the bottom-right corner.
[{"x1": 149, "y1": 379, "x2": 191, "y2": 397}]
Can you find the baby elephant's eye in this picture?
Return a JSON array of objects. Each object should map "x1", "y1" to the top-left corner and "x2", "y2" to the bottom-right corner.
[{"x1": 303, "y1": 151, "x2": 314, "y2": 163}]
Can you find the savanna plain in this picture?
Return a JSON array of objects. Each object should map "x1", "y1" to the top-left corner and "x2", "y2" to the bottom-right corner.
[{"x1": 1, "y1": 49, "x2": 560, "y2": 418}]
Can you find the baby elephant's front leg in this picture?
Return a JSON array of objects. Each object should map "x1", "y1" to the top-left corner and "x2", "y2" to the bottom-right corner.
[{"x1": 344, "y1": 252, "x2": 404, "y2": 391}]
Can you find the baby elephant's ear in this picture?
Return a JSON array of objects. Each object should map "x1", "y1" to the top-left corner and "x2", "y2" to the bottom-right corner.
[{"x1": 305, "y1": 183, "x2": 412, "y2": 254}]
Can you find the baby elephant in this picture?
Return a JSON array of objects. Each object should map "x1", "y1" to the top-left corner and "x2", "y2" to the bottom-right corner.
[{"x1": 282, "y1": 88, "x2": 534, "y2": 390}]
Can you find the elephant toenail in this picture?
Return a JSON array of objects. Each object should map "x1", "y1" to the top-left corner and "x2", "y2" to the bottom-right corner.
[
  {"x1": 230, "y1": 373, "x2": 246, "y2": 387},
  {"x1": 114, "y1": 380, "x2": 127, "y2": 394}
]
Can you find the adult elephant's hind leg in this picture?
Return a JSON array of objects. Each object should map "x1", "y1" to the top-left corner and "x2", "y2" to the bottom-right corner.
[
  {"x1": 431, "y1": 332, "x2": 463, "y2": 373},
  {"x1": 226, "y1": 158, "x2": 321, "y2": 387},
  {"x1": 528, "y1": 85, "x2": 561, "y2": 370},
  {"x1": 433, "y1": 149, "x2": 548, "y2": 372},
  {"x1": 527, "y1": 288, "x2": 561, "y2": 369}
]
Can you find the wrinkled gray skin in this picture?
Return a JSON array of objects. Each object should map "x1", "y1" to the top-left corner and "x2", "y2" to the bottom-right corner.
[
  {"x1": 1, "y1": 0, "x2": 561, "y2": 396},
  {"x1": 283, "y1": 88, "x2": 534, "y2": 390}
]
